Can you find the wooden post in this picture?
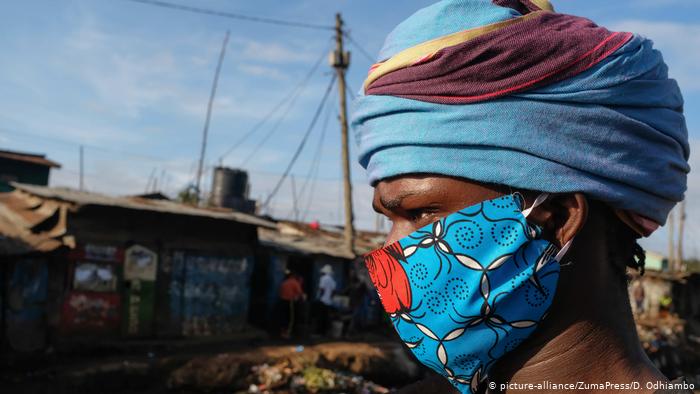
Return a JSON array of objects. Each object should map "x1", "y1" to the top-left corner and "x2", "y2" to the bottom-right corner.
[
  {"x1": 291, "y1": 175, "x2": 299, "y2": 222},
  {"x1": 332, "y1": 14, "x2": 355, "y2": 255},
  {"x1": 79, "y1": 145, "x2": 84, "y2": 191},
  {"x1": 195, "y1": 30, "x2": 230, "y2": 204}
]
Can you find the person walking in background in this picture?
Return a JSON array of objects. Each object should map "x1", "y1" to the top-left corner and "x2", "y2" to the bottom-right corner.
[
  {"x1": 632, "y1": 279, "x2": 646, "y2": 316},
  {"x1": 315, "y1": 264, "x2": 336, "y2": 335},
  {"x1": 278, "y1": 270, "x2": 305, "y2": 339}
]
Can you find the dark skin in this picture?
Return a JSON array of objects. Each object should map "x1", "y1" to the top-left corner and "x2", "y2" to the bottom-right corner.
[{"x1": 372, "y1": 174, "x2": 667, "y2": 393}]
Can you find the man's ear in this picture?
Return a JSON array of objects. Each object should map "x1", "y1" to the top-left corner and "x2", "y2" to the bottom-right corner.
[{"x1": 526, "y1": 193, "x2": 588, "y2": 248}]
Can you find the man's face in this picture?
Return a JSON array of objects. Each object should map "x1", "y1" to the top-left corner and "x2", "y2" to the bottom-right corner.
[{"x1": 372, "y1": 174, "x2": 508, "y2": 245}]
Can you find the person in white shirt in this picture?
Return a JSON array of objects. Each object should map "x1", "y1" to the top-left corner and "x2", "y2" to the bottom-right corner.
[
  {"x1": 318, "y1": 265, "x2": 336, "y2": 305},
  {"x1": 316, "y1": 264, "x2": 336, "y2": 335}
]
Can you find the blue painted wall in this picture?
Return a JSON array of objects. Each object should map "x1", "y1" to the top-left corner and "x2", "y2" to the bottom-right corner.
[{"x1": 169, "y1": 251, "x2": 253, "y2": 336}]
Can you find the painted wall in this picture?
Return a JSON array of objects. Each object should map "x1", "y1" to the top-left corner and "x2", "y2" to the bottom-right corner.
[
  {"x1": 61, "y1": 291, "x2": 121, "y2": 334},
  {"x1": 60, "y1": 244, "x2": 123, "y2": 335},
  {"x1": 169, "y1": 251, "x2": 253, "y2": 336},
  {"x1": 265, "y1": 253, "x2": 288, "y2": 322},
  {"x1": 123, "y1": 245, "x2": 157, "y2": 337},
  {"x1": 4, "y1": 258, "x2": 48, "y2": 352}
]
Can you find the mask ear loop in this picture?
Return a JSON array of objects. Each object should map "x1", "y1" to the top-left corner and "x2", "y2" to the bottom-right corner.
[
  {"x1": 521, "y1": 193, "x2": 575, "y2": 265},
  {"x1": 553, "y1": 239, "x2": 572, "y2": 263},
  {"x1": 521, "y1": 193, "x2": 549, "y2": 218}
]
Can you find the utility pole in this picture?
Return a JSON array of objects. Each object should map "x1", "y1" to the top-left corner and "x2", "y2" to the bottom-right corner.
[
  {"x1": 291, "y1": 175, "x2": 299, "y2": 222},
  {"x1": 668, "y1": 209, "x2": 675, "y2": 271},
  {"x1": 195, "y1": 30, "x2": 230, "y2": 205},
  {"x1": 79, "y1": 145, "x2": 84, "y2": 191},
  {"x1": 331, "y1": 13, "x2": 355, "y2": 255},
  {"x1": 678, "y1": 199, "x2": 686, "y2": 271}
]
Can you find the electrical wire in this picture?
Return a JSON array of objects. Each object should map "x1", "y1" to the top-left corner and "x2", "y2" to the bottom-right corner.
[
  {"x1": 297, "y1": 100, "x2": 329, "y2": 206},
  {"x1": 299, "y1": 94, "x2": 333, "y2": 222},
  {"x1": 346, "y1": 84, "x2": 357, "y2": 101},
  {"x1": 343, "y1": 32, "x2": 376, "y2": 63},
  {"x1": 219, "y1": 44, "x2": 329, "y2": 163},
  {"x1": 122, "y1": 0, "x2": 333, "y2": 30},
  {"x1": 262, "y1": 74, "x2": 336, "y2": 210},
  {"x1": 342, "y1": 32, "x2": 372, "y2": 101},
  {"x1": 218, "y1": 43, "x2": 330, "y2": 160},
  {"x1": 0, "y1": 128, "x2": 170, "y2": 163},
  {"x1": 239, "y1": 83, "x2": 306, "y2": 167}
]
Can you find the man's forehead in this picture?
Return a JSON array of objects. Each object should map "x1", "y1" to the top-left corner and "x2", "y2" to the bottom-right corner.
[
  {"x1": 375, "y1": 178, "x2": 421, "y2": 195},
  {"x1": 373, "y1": 177, "x2": 445, "y2": 208}
]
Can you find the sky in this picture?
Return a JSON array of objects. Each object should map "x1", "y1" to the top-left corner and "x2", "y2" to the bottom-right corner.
[{"x1": 1, "y1": 0, "x2": 698, "y2": 257}]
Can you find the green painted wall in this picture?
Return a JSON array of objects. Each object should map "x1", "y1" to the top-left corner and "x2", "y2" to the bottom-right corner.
[{"x1": 124, "y1": 279, "x2": 156, "y2": 337}]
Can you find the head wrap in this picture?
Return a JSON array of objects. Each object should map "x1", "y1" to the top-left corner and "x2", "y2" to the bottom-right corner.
[{"x1": 351, "y1": 0, "x2": 690, "y2": 234}]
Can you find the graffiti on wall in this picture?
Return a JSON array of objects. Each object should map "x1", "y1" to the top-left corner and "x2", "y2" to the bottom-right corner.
[
  {"x1": 73, "y1": 262, "x2": 117, "y2": 292},
  {"x1": 124, "y1": 245, "x2": 157, "y2": 281},
  {"x1": 169, "y1": 252, "x2": 252, "y2": 336},
  {"x1": 84, "y1": 244, "x2": 120, "y2": 262},
  {"x1": 123, "y1": 245, "x2": 157, "y2": 337},
  {"x1": 61, "y1": 243, "x2": 123, "y2": 334},
  {"x1": 5, "y1": 259, "x2": 48, "y2": 352},
  {"x1": 62, "y1": 292, "x2": 120, "y2": 332}
]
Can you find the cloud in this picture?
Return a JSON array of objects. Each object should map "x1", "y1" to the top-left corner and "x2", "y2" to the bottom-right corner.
[
  {"x1": 58, "y1": 20, "x2": 189, "y2": 119},
  {"x1": 50, "y1": 152, "x2": 199, "y2": 197},
  {"x1": 231, "y1": 37, "x2": 319, "y2": 64},
  {"x1": 238, "y1": 64, "x2": 289, "y2": 81},
  {"x1": 611, "y1": 20, "x2": 700, "y2": 92}
]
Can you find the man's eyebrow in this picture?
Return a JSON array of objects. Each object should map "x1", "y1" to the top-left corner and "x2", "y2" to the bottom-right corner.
[{"x1": 380, "y1": 191, "x2": 417, "y2": 211}]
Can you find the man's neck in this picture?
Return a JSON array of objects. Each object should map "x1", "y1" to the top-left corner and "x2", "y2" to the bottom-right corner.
[{"x1": 489, "y1": 284, "x2": 667, "y2": 392}]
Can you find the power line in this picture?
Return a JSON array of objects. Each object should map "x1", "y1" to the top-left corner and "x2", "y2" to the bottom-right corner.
[
  {"x1": 218, "y1": 44, "x2": 329, "y2": 162},
  {"x1": 0, "y1": 128, "x2": 170, "y2": 163},
  {"x1": 262, "y1": 74, "x2": 337, "y2": 210},
  {"x1": 122, "y1": 0, "x2": 333, "y2": 31},
  {"x1": 239, "y1": 83, "x2": 307, "y2": 167},
  {"x1": 343, "y1": 32, "x2": 376, "y2": 63},
  {"x1": 346, "y1": 84, "x2": 357, "y2": 101},
  {"x1": 297, "y1": 98, "x2": 330, "y2": 204},
  {"x1": 299, "y1": 94, "x2": 334, "y2": 222}
]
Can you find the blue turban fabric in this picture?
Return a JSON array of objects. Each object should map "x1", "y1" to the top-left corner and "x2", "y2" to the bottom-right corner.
[{"x1": 351, "y1": 0, "x2": 690, "y2": 225}]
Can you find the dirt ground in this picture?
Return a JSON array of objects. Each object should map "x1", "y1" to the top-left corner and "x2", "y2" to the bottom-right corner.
[{"x1": 1, "y1": 337, "x2": 424, "y2": 394}]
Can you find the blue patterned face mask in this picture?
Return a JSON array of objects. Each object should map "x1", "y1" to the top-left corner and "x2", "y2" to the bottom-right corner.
[{"x1": 364, "y1": 193, "x2": 571, "y2": 393}]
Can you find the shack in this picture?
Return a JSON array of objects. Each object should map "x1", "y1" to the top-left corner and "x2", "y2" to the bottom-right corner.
[
  {"x1": 250, "y1": 221, "x2": 385, "y2": 334},
  {"x1": 0, "y1": 149, "x2": 61, "y2": 192},
  {"x1": 0, "y1": 183, "x2": 275, "y2": 351}
]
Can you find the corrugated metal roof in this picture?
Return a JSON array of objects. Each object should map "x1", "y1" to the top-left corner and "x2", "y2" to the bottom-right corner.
[
  {"x1": 0, "y1": 150, "x2": 61, "y2": 168},
  {"x1": 11, "y1": 183, "x2": 275, "y2": 229},
  {"x1": 0, "y1": 192, "x2": 69, "y2": 255},
  {"x1": 258, "y1": 221, "x2": 384, "y2": 259}
]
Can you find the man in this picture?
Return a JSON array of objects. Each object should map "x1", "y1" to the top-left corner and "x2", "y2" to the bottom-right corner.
[
  {"x1": 316, "y1": 264, "x2": 337, "y2": 335},
  {"x1": 278, "y1": 270, "x2": 305, "y2": 339},
  {"x1": 351, "y1": 1, "x2": 691, "y2": 393}
]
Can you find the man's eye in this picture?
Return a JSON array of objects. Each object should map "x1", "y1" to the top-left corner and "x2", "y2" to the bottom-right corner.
[{"x1": 406, "y1": 208, "x2": 432, "y2": 222}]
